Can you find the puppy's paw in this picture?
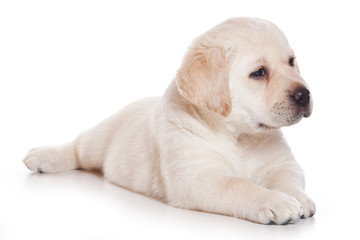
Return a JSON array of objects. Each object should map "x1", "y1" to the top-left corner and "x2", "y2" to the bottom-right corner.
[
  {"x1": 250, "y1": 190, "x2": 303, "y2": 225},
  {"x1": 23, "y1": 145, "x2": 75, "y2": 173},
  {"x1": 288, "y1": 191, "x2": 316, "y2": 219}
]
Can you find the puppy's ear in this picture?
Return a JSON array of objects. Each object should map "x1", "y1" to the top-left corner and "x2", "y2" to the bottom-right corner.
[{"x1": 176, "y1": 47, "x2": 232, "y2": 117}]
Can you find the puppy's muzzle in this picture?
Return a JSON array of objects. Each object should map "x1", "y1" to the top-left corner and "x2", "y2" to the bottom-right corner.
[{"x1": 290, "y1": 87, "x2": 311, "y2": 118}]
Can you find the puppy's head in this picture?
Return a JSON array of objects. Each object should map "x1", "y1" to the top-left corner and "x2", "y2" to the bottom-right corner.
[{"x1": 176, "y1": 17, "x2": 312, "y2": 132}]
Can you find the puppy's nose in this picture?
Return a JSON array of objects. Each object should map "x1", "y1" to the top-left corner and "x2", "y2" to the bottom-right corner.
[{"x1": 291, "y1": 87, "x2": 310, "y2": 106}]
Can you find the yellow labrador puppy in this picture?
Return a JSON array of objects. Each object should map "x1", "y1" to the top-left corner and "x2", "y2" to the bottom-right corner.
[{"x1": 24, "y1": 17, "x2": 315, "y2": 225}]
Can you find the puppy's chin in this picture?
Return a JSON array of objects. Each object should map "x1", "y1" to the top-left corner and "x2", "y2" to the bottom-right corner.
[
  {"x1": 258, "y1": 112, "x2": 307, "y2": 131},
  {"x1": 284, "y1": 114, "x2": 304, "y2": 127}
]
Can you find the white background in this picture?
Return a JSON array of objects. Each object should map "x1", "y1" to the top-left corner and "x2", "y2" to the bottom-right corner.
[{"x1": 1, "y1": 0, "x2": 359, "y2": 239}]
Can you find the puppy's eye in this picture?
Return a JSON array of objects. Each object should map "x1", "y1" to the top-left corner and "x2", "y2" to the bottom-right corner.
[
  {"x1": 289, "y1": 57, "x2": 295, "y2": 67},
  {"x1": 250, "y1": 67, "x2": 267, "y2": 79}
]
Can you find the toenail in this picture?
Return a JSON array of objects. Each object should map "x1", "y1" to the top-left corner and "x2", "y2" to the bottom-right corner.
[{"x1": 281, "y1": 218, "x2": 291, "y2": 225}]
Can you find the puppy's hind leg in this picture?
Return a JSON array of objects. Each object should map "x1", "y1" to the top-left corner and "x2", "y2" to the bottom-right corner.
[{"x1": 23, "y1": 142, "x2": 79, "y2": 173}]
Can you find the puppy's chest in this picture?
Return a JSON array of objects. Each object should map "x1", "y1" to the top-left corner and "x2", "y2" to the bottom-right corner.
[{"x1": 220, "y1": 136, "x2": 266, "y2": 180}]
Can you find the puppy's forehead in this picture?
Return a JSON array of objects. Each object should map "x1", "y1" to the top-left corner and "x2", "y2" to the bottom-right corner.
[
  {"x1": 213, "y1": 18, "x2": 293, "y2": 58},
  {"x1": 236, "y1": 19, "x2": 291, "y2": 53}
]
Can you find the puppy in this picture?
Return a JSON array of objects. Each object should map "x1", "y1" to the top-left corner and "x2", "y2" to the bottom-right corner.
[{"x1": 24, "y1": 17, "x2": 315, "y2": 225}]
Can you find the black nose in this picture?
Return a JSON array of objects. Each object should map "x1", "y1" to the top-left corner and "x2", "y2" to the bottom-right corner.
[{"x1": 291, "y1": 87, "x2": 310, "y2": 106}]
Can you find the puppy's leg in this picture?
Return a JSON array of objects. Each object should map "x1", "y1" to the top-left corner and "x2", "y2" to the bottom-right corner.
[
  {"x1": 260, "y1": 160, "x2": 316, "y2": 219},
  {"x1": 23, "y1": 122, "x2": 110, "y2": 173},
  {"x1": 23, "y1": 106, "x2": 127, "y2": 173},
  {"x1": 23, "y1": 142, "x2": 79, "y2": 173},
  {"x1": 166, "y1": 173, "x2": 304, "y2": 225}
]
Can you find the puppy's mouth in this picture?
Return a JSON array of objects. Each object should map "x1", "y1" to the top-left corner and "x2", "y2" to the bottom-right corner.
[
  {"x1": 303, "y1": 107, "x2": 312, "y2": 118},
  {"x1": 258, "y1": 108, "x2": 311, "y2": 130},
  {"x1": 258, "y1": 123, "x2": 278, "y2": 130},
  {"x1": 290, "y1": 106, "x2": 311, "y2": 123}
]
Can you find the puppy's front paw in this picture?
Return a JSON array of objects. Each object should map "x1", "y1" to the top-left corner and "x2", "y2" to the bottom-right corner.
[
  {"x1": 250, "y1": 190, "x2": 303, "y2": 225},
  {"x1": 288, "y1": 191, "x2": 316, "y2": 219}
]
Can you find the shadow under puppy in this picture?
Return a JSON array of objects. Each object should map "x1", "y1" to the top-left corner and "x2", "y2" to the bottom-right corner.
[{"x1": 24, "y1": 17, "x2": 315, "y2": 225}]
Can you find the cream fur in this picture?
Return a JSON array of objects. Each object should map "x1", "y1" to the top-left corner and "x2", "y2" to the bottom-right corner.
[{"x1": 23, "y1": 17, "x2": 315, "y2": 225}]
